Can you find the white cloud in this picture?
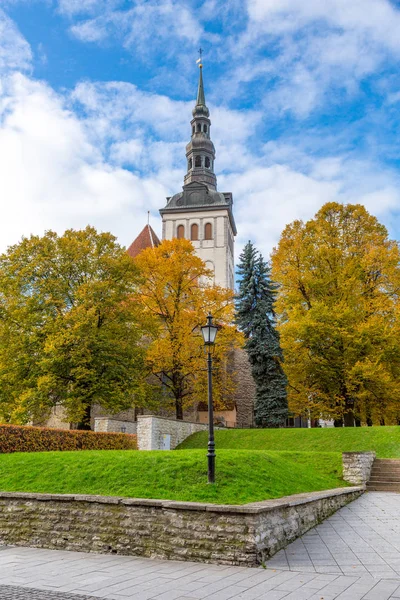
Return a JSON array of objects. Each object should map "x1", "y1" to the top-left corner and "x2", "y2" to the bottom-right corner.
[
  {"x1": 220, "y1": 0, "x2": 400, "y2": 116},
  {"x1": 1, "y1": 69, "x2": 399, "y2": 266},
  {"x1": 58, "y1": 0, "x2": 120, "y2": 17},
  {"x1": 221, "y1": 151, "x2": 400, "y2": 261},
  {"x1": 69, "y1": 0, "x2": 201, "y2": 57},
  {"x1": 247, "y1": 0, "x2": 400, "y2": 48},
  {"x1": 0, "y1": 73, "x2": 170, "y2": 250},
  {"x1": 0, "y1": 9, "x2": 32, "y2": 73}
]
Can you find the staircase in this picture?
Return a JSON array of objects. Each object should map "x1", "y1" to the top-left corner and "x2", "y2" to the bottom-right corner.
[{"x1": 367, "y1": 459, "x2": 400, "y2": 492}]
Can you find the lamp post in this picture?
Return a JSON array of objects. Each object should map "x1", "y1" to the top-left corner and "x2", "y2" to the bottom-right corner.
[{"x1": 201, "y1": 313, "x2": 218, "y2": 484}]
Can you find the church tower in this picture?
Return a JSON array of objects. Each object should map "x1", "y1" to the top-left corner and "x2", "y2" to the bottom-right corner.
[{"x1": 160, "y1": 63, "x2": 236, "y2": 290}]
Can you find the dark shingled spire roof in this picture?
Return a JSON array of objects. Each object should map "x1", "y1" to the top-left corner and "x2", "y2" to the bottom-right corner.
[
  {"x1": 197, "y1": 65, "x2": 206, "y2": 107},
  {"x1": 192, "y1": 65, "x2": 209, "y2": 118},
  {"x1": 127, "y1": 224, "x2": 160, "y2": 258}
]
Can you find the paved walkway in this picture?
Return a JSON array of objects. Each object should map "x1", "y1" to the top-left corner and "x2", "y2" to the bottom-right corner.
[{"x1": 0, "y1": 493, "x2": 399, "y2": 600}]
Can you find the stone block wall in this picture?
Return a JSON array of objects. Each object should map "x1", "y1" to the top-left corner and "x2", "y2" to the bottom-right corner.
[
  {"x1": 136, "y1": 415, "x2": 207, "y2": 450},
  {"x1": 233, "y1": 348, "x2": 255, "y2": 428},
  {"x1": 342, "y1": 452, "x2": 376, "y2": 484},
  {"x1": 0, "y1": 487, "x2": 363, "y2": 566},
  {"x1": 94, "y1": 418, "x2": 137, "y2": 435}
]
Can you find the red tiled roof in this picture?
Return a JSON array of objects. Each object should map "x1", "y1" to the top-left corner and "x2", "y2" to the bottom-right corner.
[{"x1": 127, "y1": 225, "x2": 161, "y2": 258}]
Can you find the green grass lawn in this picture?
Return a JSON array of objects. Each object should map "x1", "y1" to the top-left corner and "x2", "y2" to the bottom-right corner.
[
  {"x1": 177, "y1": 426, "x2": 400, "y2": 458},
  {"x1": 0, "y1": 449, "x2": 346, "y2": 505}
]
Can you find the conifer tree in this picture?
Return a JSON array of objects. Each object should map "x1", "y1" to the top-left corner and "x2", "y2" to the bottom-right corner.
[{"x1": 235, "y1": 241, "x2": 288, "y2": 427}]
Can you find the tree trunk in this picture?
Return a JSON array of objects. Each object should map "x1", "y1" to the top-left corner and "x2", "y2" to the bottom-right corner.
[
  {"x1": 334, "y1": 419, "x2": 343, "y2": 427},
  {"x1": 343, "y1": 411, "x2": 355, "y2": 427},
  {"x1": 175, "y1": 399, "x2": 183, "y2": 420},
  {"x1": 380, "y1": 417, "x2": 386, "y2": 426},
  {"x1": 77, "y1": 404, "x2": 91, "y2": 430},
  {"x1": 367, "y1": 417, "x2": 373, "y2": 426}
]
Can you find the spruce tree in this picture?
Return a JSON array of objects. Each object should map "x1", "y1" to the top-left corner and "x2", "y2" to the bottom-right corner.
[{"x1": 235, "y1": 242, "x2": 288, "y2": 427}]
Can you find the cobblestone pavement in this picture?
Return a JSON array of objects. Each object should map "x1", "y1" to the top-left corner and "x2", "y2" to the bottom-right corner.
[{"x1": 0, "y1": 493, "x2": 400, "y2": 600}]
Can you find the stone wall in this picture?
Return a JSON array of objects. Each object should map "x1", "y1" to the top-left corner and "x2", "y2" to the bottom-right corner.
[
  {"x1": 342, "y1": 452, "x2": 376, "y2": 485},
  {"x1": 94, "y1": 418, "x2": 137, "y2": 435},
  {"x1": 136, "y1": 415, "x2": 207, "y2": 450},
  {"x1": 0, "y1": 487, "x2": 363, "y2": 566},
  {"x1": 233, "y1": 348, "x2": 255, "y2": 428}
]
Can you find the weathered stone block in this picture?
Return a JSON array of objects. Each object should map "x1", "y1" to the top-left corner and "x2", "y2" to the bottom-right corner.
[{"x1": 342, "y1": 452, "x2": 376, "y2": 484}]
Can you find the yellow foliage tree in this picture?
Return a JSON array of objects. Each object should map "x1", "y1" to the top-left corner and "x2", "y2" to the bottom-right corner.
[
  {"x1": 271, "y1": 202, "x2": 400, "y2": 426},
  {"x1": 134, "y1": 238, "x2": 243, "y2": 419}
]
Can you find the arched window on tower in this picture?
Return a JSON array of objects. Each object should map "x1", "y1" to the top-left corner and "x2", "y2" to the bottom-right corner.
[
  {"x1": 204, "y1": 222, "x2": 212, "y2": 240},
  {"x1": 195, "y1": 155, "x2": 202, "y2": 167},
  {"x1": 192, "y1": 126, "x2": 195, "y2": 134},
  {"x1": 197, "y1": 123, "x2": 201, "y2": 132},
  {"x1": 177, "y1": 224, "x2": 185, "y2": 239},
  {"x1": 188, "y1": 158, "x2": 192, "y2": 170},
  {"x1": 191, "y1": 223, "x2": 199, "y2": 241},
  {"x1": 205, "y1": 157, "x2": 210, "y2": 169},
  {"x1": 203, "y1": 124, "x2": 208, "y2": 133}
]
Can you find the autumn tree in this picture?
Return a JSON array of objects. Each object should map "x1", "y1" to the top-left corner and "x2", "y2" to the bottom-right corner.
[
  {"x1": 271, "y1": 202, "x2": 400, "y2": 426},
  {"x1": 0, "y1": 227, "x2": 147, "y2": 427},
  {"x1": 134, "y1": 238, "x2": 243, "y2": 420},
  {"x1": 236, "y1": 241, "x2": 287, "y2": 427}
]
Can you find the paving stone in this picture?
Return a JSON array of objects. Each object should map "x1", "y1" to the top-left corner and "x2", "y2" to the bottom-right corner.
[{"x1": 0, "y1": 585, "x2": 98, "y2": 599}]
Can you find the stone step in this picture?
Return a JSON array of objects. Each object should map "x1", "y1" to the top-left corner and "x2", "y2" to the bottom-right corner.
[
  {"x1": 366, "y1": 460, "x2": 400, "y2": 492},
  {"x1": 367, "y1": 483, "x2": 400, "y2": 492},
  {"x1": 371, "y1": 472, "x2": 400, "y2": 478},
  {"x1": 369, "y1": 476, "x2": 400, "y2": 483},
  {"x1": 372, "y1": 465, "x2": 400, "y2": 473}
]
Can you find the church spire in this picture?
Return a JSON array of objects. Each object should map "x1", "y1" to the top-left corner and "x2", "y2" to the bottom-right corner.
[
  {"x1": 184, "y1": 59, "x2": 216, "y2": 189},
  {"x1": 192, "y1": 61, "x2": 210, "y2": 119},
  {"x1": 196, "y1": 65, "x2": 206, "y2": 108}
]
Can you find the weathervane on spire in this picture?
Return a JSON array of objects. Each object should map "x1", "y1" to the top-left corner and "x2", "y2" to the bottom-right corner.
[{"x1": 196, "y1": 47, "x2": 203, "y2": 68}]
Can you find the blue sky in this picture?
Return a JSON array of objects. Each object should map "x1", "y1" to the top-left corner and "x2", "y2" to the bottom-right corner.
[{"x1": 1, "y1": 0, "x2": 400, "y2": 260}]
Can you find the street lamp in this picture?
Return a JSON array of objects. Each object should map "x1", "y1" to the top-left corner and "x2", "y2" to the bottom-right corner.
[{"x1": 201, "y1": 313, "x2": 218, "y2": 484}]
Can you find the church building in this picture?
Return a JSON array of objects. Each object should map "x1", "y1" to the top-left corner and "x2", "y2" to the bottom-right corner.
[{"x1": 127, "y1": 63, "x2": 255, "y2": 430}]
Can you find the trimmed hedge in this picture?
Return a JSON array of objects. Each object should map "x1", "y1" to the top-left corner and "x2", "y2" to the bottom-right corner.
[{"x1": 0, "y1": 424, "x2": 137, "y2": 453}]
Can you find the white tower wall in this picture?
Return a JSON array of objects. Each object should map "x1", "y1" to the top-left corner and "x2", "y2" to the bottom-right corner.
[{"x1": 162, "y1": 210, "x2": 235, "y2": 289}]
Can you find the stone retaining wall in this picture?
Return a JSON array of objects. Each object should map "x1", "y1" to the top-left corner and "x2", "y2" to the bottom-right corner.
[
  {"x1": 94, "y1": 418, "x2": 137, "y2": 435},
  {"x1": 342, "y1": 452, "x2": 376, "y2": 484},
  {"x1": 137, "y1": 415, "x2": 207, "y2": 450},
  {"x1": 0, "y1": 487, "x2": 363, "y2": 566}
]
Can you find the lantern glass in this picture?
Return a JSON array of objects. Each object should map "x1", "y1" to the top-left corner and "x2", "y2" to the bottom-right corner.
[{"x1": 201, "y1": 314, "x2": 218, "y2": 346}]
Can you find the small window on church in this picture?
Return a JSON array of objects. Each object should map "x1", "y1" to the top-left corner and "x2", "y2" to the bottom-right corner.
[
  {"x1": 205, "y1": 157, "x2": 210, "y2": 168},
  {"x1": 177, "y1": 224, "x2": 185, "y2": 239},
  {"x1": 203, "y1": 124, "x2": 208, "y2": 133},
  {"x1": 191, "y1": 223, "x2": 199, "y2": 241},
  {"x1": 197, "y1": 123, "x2": 201, "y2": 132},
  {"x1": 204, "y1": 222, "x2": 212, "y2": 240},
  {"x1": 192, "y1": 126, "x2": 195, "y2": 134},
  {"x1": 195, "y1": 155, "x2": 202, "y2": 167},
  {"x1": 188, "y1": 158, "x2": 192, "y2": 170}
]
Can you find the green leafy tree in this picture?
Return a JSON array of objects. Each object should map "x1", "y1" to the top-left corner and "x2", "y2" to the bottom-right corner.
[
  {"x1": 0, "y1": 227, "x2": 147, "y2": 427},
  {"x1": 236, "y1": 241, "x2": 288, "y2": 427}
]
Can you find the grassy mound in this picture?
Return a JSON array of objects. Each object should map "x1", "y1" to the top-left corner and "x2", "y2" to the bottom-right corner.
[
  {"x1": 0, "y1": 449, "x2": 346, "y2": 505},
  {"x1": 177, "y1": 426, "x2": 400, "y2": 458}
]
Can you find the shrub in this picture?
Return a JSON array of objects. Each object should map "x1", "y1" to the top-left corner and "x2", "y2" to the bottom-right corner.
[{"x1": 0, "y1": 424, "x2": 137, "y2": 453}]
